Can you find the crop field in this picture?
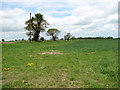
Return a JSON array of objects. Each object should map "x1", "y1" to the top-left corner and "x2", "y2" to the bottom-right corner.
[{"x1": 2, "y1": 39, "x2": 118, "y2": 88}]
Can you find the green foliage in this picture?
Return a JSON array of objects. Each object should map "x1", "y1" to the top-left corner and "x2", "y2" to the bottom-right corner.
[
  {"x1": 71, "y1": 36, "x2": 76, "y2": 40},
  {"x1": 25, "y1": 13, "x2": 49, "y2": 41},
  {"x1": 64, "y1": 33, "x2": 72, "y2": 40},
  {"x1": 46, "y1": 28, "x2": 60, "y2": 41},
  {"x1": 70, "y1": 77, "x2": 76, "y2": 81}
]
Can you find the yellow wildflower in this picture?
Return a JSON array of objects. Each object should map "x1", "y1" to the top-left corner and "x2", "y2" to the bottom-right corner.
[
  {"x1": 3, "y1": 68, "x2": 10, "y2": 71},
  {"x1": 27, "y1": 63, "x2": 34, "y2": 66}
]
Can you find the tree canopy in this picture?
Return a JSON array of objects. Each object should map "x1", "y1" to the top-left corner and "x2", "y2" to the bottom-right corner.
[
  {"x1": 46, "y1": 28, "x2": 60, "y2": 41},
  {"x1": 25, "y1": 13, "x2": 49, "y2": 41}
]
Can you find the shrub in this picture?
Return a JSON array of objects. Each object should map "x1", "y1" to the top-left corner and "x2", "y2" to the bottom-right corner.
[
  {"x1": 22, "y1": 38, "x2": 24, "y2": 41},
  {"x1": 2, "y1": 39, "x2": 5, "y2": 42},
  {"x1": 71, "y1": 36, "x2": 76, "y2": 40},
  {"x1": 60, "y1": 38, "x2": 63, "y2": 40},
  {"x1": 40, "y1": 37, "x2": 44, "y2": 41}
]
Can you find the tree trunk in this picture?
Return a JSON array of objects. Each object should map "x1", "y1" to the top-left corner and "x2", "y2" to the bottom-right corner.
[
  {"x1": 52, "y1": 36, "x2": 56, "y2": 41},
  {"x1": 32, "y1": 31, "x2": 40, "y2": 41}
]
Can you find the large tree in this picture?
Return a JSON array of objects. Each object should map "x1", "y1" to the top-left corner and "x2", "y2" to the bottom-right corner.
[
  {"x1": 25, "y1": 13, "x2": 49, "y2": 41},
  {"x1": 46, "y1": 28, "x2": 60, "y2": 41}
]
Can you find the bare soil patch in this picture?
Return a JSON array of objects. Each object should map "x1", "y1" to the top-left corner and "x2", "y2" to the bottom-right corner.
[
  {"x1": 39, "y1": 50, "x2": 63, "y2": 55},
  {"x1": 2, "y1": 42, "x2": 16, "y2": 44}
]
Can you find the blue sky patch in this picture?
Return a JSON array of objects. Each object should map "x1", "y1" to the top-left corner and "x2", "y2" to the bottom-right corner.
[{"x1": 51, "y1": 13, "x2": 71, "y2": 18}]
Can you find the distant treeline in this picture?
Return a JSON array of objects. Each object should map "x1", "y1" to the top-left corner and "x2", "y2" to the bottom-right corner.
[
  {"x1": 74, "y1": 36, "x2": 113, "y2": 39},
  {"x1": 60, "y1": 36, "x2": 114, "y2": 40},
  {"x1": 1, "y1": 36, "x2": 116, "y2": 42}
]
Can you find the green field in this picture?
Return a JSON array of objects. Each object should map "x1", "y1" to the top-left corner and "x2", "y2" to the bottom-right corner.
[{"x1": 2, "y1": 39, "x2": 118, "y2": 88}]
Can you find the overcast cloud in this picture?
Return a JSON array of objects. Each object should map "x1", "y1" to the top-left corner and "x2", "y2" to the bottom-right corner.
[{"x1": 0, "y1": 0, "x2": 119, "y2": 41}]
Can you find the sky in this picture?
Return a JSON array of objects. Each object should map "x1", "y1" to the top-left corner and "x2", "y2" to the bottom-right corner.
[{"x1": 0, "y1": 0, "x2": 119, "y2": 41}]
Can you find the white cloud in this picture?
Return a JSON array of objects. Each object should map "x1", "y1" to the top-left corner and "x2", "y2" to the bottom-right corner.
[
  {"x1": 1, "y1": 8, "x2": 29, "y2": 32},
  {"x1": 1, "y1": 0, "x2": 119, "y2": 41},
  {"x1": 2, "y1": 32, "x2": 28, "y2": 41},
  {"x1": 107, "y1": 14, "x2": 118, "y2": 23}
]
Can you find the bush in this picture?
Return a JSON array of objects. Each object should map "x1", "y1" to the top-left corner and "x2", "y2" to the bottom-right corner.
[
  {"x1": 22, "y1": 38, "x2": 24, "y2": 41},
  {"x1": 71, "y1": 36, "x2": 76, "y2": 40},
  {"x1": 60, "y1": 38, "x2": 63, "y2": 40},
  {"x1": 40, "y1": 37, "x2": 44, "y2": 41},
  {"x1": 2, "y1": 39, "x2": 5, "y2": 42}
]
